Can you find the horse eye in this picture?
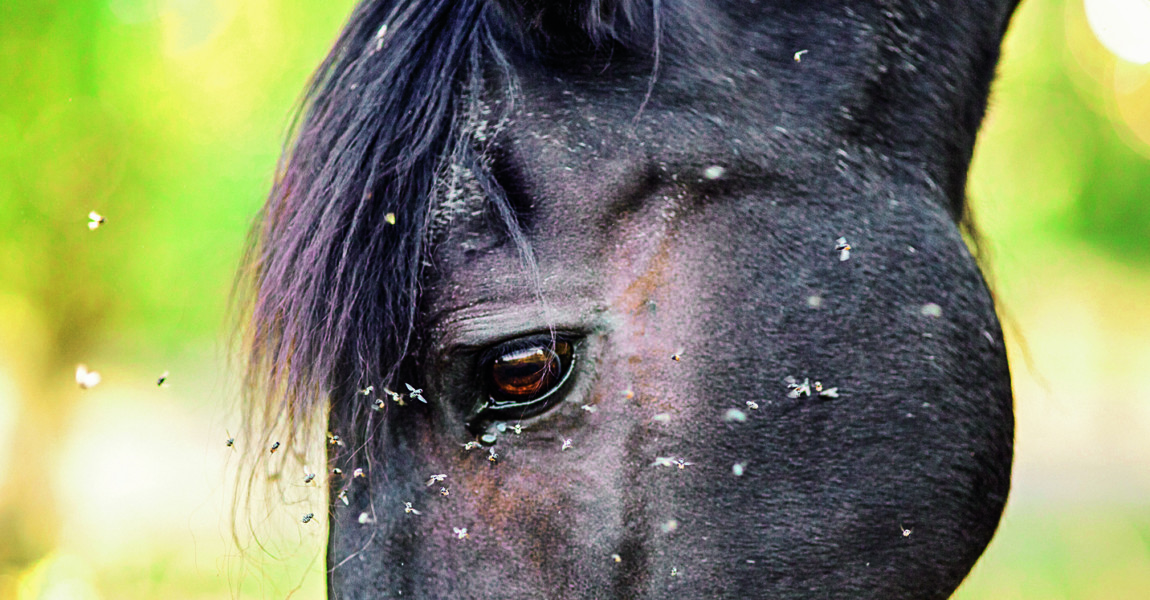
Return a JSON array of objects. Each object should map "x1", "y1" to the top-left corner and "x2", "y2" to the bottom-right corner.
[{"x1": 476, "y1": 336, "x2": 576, "y2": 421}]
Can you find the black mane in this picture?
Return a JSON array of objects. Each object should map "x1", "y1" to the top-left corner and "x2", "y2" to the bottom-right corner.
[{"x1": 239, "y1": 0, "x2": 661, "y2": 437}]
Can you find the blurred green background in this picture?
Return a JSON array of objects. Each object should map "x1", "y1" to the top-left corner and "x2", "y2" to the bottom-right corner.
[{"x1": 0, "y1": 0, "x2": 1148, "y2": 598}]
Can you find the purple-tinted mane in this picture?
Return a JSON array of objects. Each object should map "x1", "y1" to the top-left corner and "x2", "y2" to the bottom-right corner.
[{"x1": 239, "y1": 0, "x2": 676, "y2": 434}]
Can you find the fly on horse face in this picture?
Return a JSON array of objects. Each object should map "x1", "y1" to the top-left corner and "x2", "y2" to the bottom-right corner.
[{"x1": 241, "y1": 0, "x2": 1017, "y2": 597}]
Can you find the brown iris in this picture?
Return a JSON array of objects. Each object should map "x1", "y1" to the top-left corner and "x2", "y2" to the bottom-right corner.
[{"x1": 488, "y1": 339, "x2": 573, "y2": 406}]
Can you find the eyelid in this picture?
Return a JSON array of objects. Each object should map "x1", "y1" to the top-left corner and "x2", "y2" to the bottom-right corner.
[
  {"x1": 478, "y1": 332, "x2": 575, "y2": 366},
  {"x1": 427, "y1": 301, "x2": 610, "y2": 359}
]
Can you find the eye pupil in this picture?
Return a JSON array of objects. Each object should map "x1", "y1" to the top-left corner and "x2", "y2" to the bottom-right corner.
[
  {"x1": 488, "y1": 340, "x2": 573, "y2": 406},
  {"x1": 492, "y1": 348, "x2": 557, "y2": 396}
]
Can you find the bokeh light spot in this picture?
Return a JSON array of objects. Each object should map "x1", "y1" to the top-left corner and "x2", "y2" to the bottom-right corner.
[{"x1": 1084, "y1": 0, "x2": 1150, "y2": 64}]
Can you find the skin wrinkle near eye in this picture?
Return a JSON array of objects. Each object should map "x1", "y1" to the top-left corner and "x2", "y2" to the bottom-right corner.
[{"x1": 428, "y1": 299, "x2": 613, "y2": 359}]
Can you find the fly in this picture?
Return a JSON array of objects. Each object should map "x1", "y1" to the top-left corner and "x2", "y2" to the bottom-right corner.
[
  {"x1": 87, "y1": 211, "x2": 106, "y2": 230},
  {"x1": 785, "y1": 376, "x2": 811, "y2": 399},
  {"x1": 835, "y1": 237, "x2": 852, "y2": 261},
  {"x1": 384, "y1": 387, "x2": 405, "y2": 406},
  {"x1": 75, "y1": 365, "x2": 101, "y2": 389},
  {"x1": 814, "y1": 381, "x2": 840, "y2": 398},
  {"x1": 405, "y1": 383, "x2": 426, "y2": 403}
]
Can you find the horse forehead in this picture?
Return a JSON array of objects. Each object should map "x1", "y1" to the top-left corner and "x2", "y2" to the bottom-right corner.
[{"x1": 492, "y1": 19, "x2": 889, "y2": 208}]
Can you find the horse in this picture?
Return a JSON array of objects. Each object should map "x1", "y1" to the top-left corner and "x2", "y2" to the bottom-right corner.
[{"x1": 239, "y1": 0, "x2": 1018, "y2": 597}]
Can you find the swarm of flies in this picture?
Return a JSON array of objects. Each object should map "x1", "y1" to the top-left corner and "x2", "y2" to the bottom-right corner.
[{"x1": 785, "y1": 376, "x2": 839, "y2": 399}]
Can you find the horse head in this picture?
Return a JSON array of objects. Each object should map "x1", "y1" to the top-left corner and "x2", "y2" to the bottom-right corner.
[{"x1": 241, "y1": 0, "x2": 1018, "y2": 597}]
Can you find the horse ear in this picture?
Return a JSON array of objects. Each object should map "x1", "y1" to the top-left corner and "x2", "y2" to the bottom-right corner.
[{"x1": 491, "y1": 0, "x2": 653, "y2": 45}]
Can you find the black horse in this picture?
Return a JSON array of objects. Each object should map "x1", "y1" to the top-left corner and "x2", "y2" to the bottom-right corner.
[{"x1": 240, "y1": 0, "x2": 1017, "y2": 597}]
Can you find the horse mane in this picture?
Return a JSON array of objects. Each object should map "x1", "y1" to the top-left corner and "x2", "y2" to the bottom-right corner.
[
  {"x1": 493, "y1": 0, "x2": 656, "y2": 47},
  {"x1": 237, "y1": 0, "x2": 663, "y2": 447}
]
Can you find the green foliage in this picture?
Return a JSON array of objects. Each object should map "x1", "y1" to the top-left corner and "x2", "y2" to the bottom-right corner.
[
  {"x1": 0, "y1": 0, "x2": 1147, "y2": 598},
  {"x1": 969, "y1": 0, "x2": 1150, "y2": 266},
  {"x1": 0, "y1": 0, "x2": 356, "y2": 353}
]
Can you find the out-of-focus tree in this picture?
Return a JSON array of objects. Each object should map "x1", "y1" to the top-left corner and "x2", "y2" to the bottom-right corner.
[
  {"x1": 971, "y1": 0, "x2": 1150, "y2": 265},
  {"x1": 0, "y1": 0, "x2": 354, "y2": 590},
  {"x1": 0, "y1": 0, "x2": 1147, "y2": 597}
]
